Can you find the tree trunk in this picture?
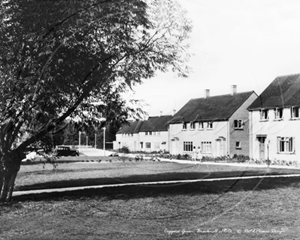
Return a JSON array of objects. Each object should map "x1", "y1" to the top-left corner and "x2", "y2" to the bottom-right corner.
[{"x1": 0, "y1": 151, "x2": 21, "y2": 203}]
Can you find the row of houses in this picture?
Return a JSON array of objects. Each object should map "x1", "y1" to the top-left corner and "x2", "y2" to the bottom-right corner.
[{"x1": 113, "y1": 73, "x2": 300, "y2": 161}]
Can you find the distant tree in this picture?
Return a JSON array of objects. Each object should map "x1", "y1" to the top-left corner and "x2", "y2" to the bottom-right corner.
[{"x1": 0, "y1": 0, "x2": 191, "y2": 202}]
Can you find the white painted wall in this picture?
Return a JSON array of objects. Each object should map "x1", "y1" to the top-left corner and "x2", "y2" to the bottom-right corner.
[
  {"x1": 114, "y1": 131, "x2": 169, "y2": 152},
  {"x1": 138, "y1": 131, "x2": 169, "y2": 152},
  {"x1": 114, "y1": 133, "x2": 139, "y2": 151},
  {"x1": 169, "y1": 121, "x2": 229, "y2": 157},
  {"x1": 250, "y1": 108, "x2": 300, "y2": 162}
]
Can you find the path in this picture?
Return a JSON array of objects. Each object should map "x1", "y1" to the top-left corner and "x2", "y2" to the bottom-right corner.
[{"x1": 78, "y1": 147, "x2": 114, "y2": 156}]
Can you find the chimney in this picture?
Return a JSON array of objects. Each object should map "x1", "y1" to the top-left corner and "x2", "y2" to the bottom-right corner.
[
  {"x1": 173, "y1": 109, "x2": 176, "y2": 116},
  {"x1": 160, "y1": 111, "x2": 163, "y2": 117},
  {"x1": 231, "y1": 85, "x2": 237, "y2": 95},
  {"x1": 205, "y1": 89, "x2": 210, "y2": 98}
]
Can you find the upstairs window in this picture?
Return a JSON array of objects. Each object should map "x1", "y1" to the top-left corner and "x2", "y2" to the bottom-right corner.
[
  {"x1": 291, "y1": 106, "x2": 300, "y2": 119},
  {"x1": 260, "y1": 109, "x2": 269, "y2": 121},
  {"x1": 207, "y1": 122, "x2": 213, "y2": 129},
  {"x1": 183, "y1": 123, "x2": 187, "y2": 130},
  {"x1": 235, "y1": 141, "x2": 242, "y2": 149},
  {"x1": 190, "y1": 122, "x2": 196, "y2": 130},
  {"x1": 234, "y1": 120, "x2": 244, "y2": 129},
  {"x1": 274, "y1": 108, "x2": 283, "y2": 120},
  {"x1": 198, "y1": 122, "x2": 204, "y2": 130}
]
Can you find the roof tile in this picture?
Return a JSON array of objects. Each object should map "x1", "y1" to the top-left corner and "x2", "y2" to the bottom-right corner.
[
  {"x1": 248, "y1": 73, "x2": 300, "y2": 110},
  {"x1": 170, "y1": 91, "x2": 255, "y2": 123}
]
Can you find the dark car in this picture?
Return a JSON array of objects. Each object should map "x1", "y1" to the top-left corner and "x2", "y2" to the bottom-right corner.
[{"x1": 55, "y1": 146, "x2": 79, "y2": 157}]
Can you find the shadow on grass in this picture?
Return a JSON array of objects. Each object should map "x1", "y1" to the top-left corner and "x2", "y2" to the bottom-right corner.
[{"x1": 13, "y1": 171, "x2": 300, "y2": 202}]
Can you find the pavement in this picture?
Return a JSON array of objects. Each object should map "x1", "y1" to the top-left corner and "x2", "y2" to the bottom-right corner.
[
  {"x1": 160, "y1": 158, "x2": 300, "y2": 169},
  {"x1": 78, "y1": 147, "x2": 114, "y2": 156}
]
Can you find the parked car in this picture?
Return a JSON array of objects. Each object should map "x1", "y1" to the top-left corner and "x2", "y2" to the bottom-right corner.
[{"x1": 55, "y1": 146, "x2": 79, "y2": 157}]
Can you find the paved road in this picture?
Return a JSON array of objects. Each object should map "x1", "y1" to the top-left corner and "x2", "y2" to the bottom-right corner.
[{"x1": 78, "y1": 147, "x2": 114, "y2": 156}]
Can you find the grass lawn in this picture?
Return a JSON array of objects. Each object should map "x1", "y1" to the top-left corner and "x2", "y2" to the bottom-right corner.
[
  {"x1": 1, "y1": 161, "x2": 300, "y2": 239},
  {"x1": 15, "y1": 160, "x2": 300, "y2": 191}
]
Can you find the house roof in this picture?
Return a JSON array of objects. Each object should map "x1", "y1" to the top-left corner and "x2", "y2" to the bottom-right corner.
[
  {"x1": 139, "y1": 115, "x2": 172, "y2": 132},
  {"x1": 248, "y1": 73, "x2": 300, "y2": 110},
  {"x1": 117, "y1": 120, "x2": 143, "y2": 134},
  {"x1": 169, "y1": 91, "x2": 255, "y2": 123},
  {"x1": 117, "y1": 115, "x2": 172, "y2": 134}
]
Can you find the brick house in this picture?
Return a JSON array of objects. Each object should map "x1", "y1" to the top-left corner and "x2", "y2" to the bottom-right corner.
[{"x1": 168, "y1": 86, "x2": 257, "y2": 157}]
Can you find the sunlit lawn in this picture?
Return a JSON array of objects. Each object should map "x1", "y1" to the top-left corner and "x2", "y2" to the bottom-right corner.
[
  {"x1": 15, "y1": 160, "x2": 300, "y2": 191},
  {"x1": 1, "y1": 161, "x2": 300, "y2": 240},
  {"x1": 1, "y1": 177, "x2": 300, "y2": 240}
]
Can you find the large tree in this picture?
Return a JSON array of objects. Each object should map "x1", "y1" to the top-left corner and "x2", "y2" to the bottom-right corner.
[{"x1": 0, "y1": 0, "x2": 191, "y2": 202}]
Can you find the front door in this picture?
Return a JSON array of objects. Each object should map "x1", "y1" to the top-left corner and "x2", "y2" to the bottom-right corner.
[
  {"x1": 216, "y1": 139, "x2": 222, "y2": 156},
  {"x1": 258, "y1": 137, "x2": 266, "y2": 160},
  {"x1": 171, "y1": 140, "x2": 178, "y2": 155}
]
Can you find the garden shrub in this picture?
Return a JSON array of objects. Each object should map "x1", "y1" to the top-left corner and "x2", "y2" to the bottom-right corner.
[
  {"x1": 232, "y1": 154, "x2": 250, "y2": 163},
  {"x1": 119, "y1": 146, "x2": 130, "y2": 153}
]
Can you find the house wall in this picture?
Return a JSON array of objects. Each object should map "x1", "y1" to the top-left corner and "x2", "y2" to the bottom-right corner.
[
  {"x1": 169, "y1": 121, "x2": 228, "y2": 157},
  {"x1": 114, "y1": 133, "x2": 139, "y2": 151},
  {"x1": 250, "y1": 108, "x2": 300, "y2": 162},
  {"x1": 229, "y1": 92, "x2": 257, "y2": 156},
  {"x1": 114, "y1": 131, "x2": 169, "y2": 152},
  {"x1": 138, "y1": 131, "x2": 169, "y2": 152}
]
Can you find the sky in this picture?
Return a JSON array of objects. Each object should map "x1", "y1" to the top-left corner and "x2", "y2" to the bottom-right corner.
[{"x1": 130, "y1": 0, "x2": 300, "y2": 117}]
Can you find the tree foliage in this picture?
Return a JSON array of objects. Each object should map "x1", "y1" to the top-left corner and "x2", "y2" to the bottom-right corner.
[{"x1": 0, "y1": 0, "x2": 192, "y2": 202}]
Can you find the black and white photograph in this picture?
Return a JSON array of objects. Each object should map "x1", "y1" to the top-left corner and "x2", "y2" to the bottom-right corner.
[{"x1": 1, "y1": 0, "x2": 300, "y2": 239}]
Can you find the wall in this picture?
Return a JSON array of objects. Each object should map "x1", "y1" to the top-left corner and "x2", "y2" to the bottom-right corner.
[
  {"x1": 114, "y1": 133, "x2": 139, "y2": 151},
  {"x1": 229, "y1": 92, "x2": 257, "y2": 156},
  {"x1": 250, "y1": 108, "x2": 300, "y2": 162},
  {"x1": 114, "y1": 131, "x2": 169, "y2": 152},
  {"x1": 169, "y1": 121, "x2": 228, "y2": 157},
  {"x1": 137, "y1": 131, "x2": 169, "y2": 152}
]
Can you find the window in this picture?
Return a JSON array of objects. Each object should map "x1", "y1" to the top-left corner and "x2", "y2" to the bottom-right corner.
[
  {"x1": 274, "y1": 108, "x2": 283, "y2": 120},
  {"x1": 260, "y1": 109, "x2": 269, "y2": 121},
  {"x1": 190, "y1": 122, "x2": 196, "y2": 130},
  {"x1": 183, "y1": 123, "x2": 187, "y2": 130},
  {"x1": 235, "y1": 141, "x2": 241, "y2": 149},
  {"x1": 277, "y1": 137, "x2": 295, "y2": 153},
  {"x1": 291, "y1": 107, "x2": 300, "y2": 119},
  {"x1": 140, "y1": 142, "x2": 143, "y2": 149},
  {"x1": 234, "y1": 120, "x2": 243, "y2": 129},
  {"x1": 198, "y1": 122, "x2": 204, "y2": 130},
  {"x1": 207, "y1": 122, "x2": 213, "y2": 129},
  {"x1": 149, "y1": 132, "x2": 152, "y2": 135},
  {"x1": 201, "y1": 141, "x2": 212, "y2": 153},
  {"x1": 183, "y1": 141, "x2": 193, "y2": 152},
  {"x1": 146, "y1": 142, "x2": 151, "y2": 149},
  {"x1": 145, "y1": 132, "x2": 148, "y2": 135}
]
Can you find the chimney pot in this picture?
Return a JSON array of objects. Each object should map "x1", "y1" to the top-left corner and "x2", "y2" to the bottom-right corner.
[
  {"x1": 205, "y1": 89, "x2": 210, "y2": 98},
  {"x1": 232, "y1": 85, "x2": 237, "y2": 95}
]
